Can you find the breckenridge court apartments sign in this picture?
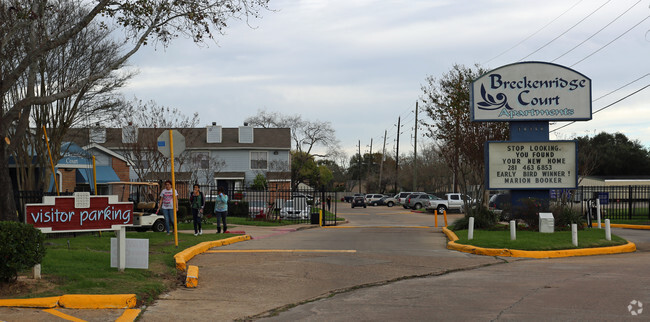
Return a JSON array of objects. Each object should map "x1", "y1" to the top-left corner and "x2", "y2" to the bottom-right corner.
[
  {"x1": 471, "y1": 62, "x2": 591, "y2": 190},
  {"x1": 471, "y1": 62, "x2": 591, "y2": 122}
]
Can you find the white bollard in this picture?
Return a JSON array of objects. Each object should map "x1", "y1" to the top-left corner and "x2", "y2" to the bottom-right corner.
[
  {"x1": 510, "y1": 220, "x2": 516, "y2": 240},
  {"x1": 605, "y1": 219, "x2": 611, "y2": 241},
  {"x1": 596, "y1": 198, "x2": 601, "y2": 229},
  {"x1": 468, "y1": 217, "x2": 475, "y2": 240},
  {"x1": 572, "y1": 224, "x2": 578, "y2": 246},
  {"x1": 33, "y1": 264, "x2": 41, "y2": 279}
]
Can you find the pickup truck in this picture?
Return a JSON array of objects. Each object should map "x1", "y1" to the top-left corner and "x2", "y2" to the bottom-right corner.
[
  {"x1": 342, "y1": 193, "x2": 364, "y2": 203},
  {"x1": 426, "y1": 193, "x2": 474, "y2": 214}
]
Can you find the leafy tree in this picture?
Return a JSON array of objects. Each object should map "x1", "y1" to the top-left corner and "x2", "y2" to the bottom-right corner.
[
  {"x1": 250, "y1": 173, "x2": 267, "y2": 190},
  {"x1": 576, "y1": 132, "x2": 650, "y2": 176},
  {"x1": 1, "y1": 0, "x2": 269, "y2": 220},
  {"x1": 420, "y1": 64, "x2": 509, "y2": 203}
]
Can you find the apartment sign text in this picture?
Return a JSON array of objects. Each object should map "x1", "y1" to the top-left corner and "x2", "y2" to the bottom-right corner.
[{"x1": 487, "y1": 141, "x2": 577, "y2": 189}]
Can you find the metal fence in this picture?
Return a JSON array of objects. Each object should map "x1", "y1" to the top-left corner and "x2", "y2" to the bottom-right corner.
[
  {"x1": 183, "y1": 185, "x2": 339, "y2": 225},
  {"x1": 552, "y1": 185, "x2": 650, "y2": 221}
]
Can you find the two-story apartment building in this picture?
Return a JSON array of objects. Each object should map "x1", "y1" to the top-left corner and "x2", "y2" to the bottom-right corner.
[{"x1": 64, "y1": 124, "x2": 292, "y2": 193}]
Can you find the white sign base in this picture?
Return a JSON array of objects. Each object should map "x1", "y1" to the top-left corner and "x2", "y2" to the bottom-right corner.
[{"x1": 110, "y1": 236, "x2": 149, "y2": 270}]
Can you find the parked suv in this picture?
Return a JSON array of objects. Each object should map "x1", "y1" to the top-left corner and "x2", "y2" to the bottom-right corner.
[
  {"x1": 365, "y1": 194, "x2": 385, "y2": 204},
  {"x1": 398, "y1": 192, "x2": 425, "y2": 208},
  {"x1": 405, "y1": 194, "x2": 439, "y2": 210}
]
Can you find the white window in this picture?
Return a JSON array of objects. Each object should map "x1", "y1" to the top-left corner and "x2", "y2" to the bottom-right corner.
[
  {"x1": 251, "y1": 151, "x2": 268, "y2": 170},
  {"x1": 193, "y1": 152, "x2": 210, "y2": 170}
]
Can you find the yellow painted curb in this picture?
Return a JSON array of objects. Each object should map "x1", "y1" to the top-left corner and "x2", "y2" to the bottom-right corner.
[
  {"x1": 186, "y1": 265, "x2": 199, "y2": 288},
  {"x1": 116, "y1": 309, "x2": 142, "y2": 322},
  {"x1": 442, "y1": 227, "x2": 637, "y2": 258},
  {"x1": 590, "y1": 223, "x2": 650, "y2": 230},
  {"x1": 0, "y1": 296, "x2": 59, "y2": 308},
  {"x1": 58, "y1": 294, "x2": 137, "y2": 309},
  {"x1": 174, "y1": 235, "x2": 251, "y2": 271}
]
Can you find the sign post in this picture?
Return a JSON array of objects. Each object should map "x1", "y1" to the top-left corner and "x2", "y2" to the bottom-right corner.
[
  {"x1": 471, "y1": 61, "x2": 591, "y2": 214},
  {"x1": 157, "y1": 130, "x2": 185, "y2": 247}
]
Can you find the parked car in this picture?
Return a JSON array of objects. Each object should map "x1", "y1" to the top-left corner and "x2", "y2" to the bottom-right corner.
[
  {"x1": 398, "y1": 192, "x2": 426, "y2": 208},
  {"x1": 343, "y1": 193, "x2": 364, "y2": 203},
  {"x1": 406, "y1": 194, "x2": 440, "y2": 210},
  {"x1": 279, "y1": 199, "x2": 310, "y2": 219},
  {"x1": 351, "y1": 196, "x2": 367, "y2": 208},
  {"x1": 248, "y1": 200, "x2": 269, "y2": 219},
  {"x1": 365, "y1": 194, "x2": 385, "y2": 204},
  {"x1": 370, "y1": 195, "x2": 398, "y2": 207},
  {"x1": 489, "y1": 193, "x2": 511, "y2": 219}
]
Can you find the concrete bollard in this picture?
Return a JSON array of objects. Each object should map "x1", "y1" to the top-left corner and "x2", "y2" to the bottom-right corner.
[
  {"x1": 33, "y1": 264, "x2": 41, "y2": 279},
  {"x1": 596, "y1": 198, "x2": 601, "y2": 229},
  {"x1": 468, "y1": 217, "x2": 474, "y2": 240},
  {"x1": 572, "y1": 224, "x2": 578, "y2": 246},
  {"x1": 605, "y1": 219, "x2": 611, "y2": 241},
  {"x1": 510, "y1": 220, "x2": 516, "y2": 240},
  {"x1": 434, "y1": 210, "x2": 438, "y2": 228},
  {"x1": 443, "y1": 210, "x2": 448, "y2": 227}
]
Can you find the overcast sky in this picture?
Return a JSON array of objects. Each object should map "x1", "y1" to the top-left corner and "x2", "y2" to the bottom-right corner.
[{"x1": 120, "y1": 0, "x2": 650, "y2": 159}]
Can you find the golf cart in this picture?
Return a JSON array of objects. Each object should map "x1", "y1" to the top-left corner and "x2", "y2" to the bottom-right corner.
[{"x1": 107, "y1": 182, "x2": 166, "y2": 232}]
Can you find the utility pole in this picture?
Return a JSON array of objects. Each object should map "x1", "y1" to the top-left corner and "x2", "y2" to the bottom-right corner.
[
  {"x1": 358, "y1": 140, "x2": 362, "y2": 194},
  {"x1": 379, "y1": 130, "x2": 387, "y2": 194},
  {"x1": 395, "y1": 116, "x2": 400, "y2": 193},
  {"x1": 367, "y1": 138, "x2": 373, "y2": 189},
  {"x1": 413, "y1": 101, "x2": 418, "y2": 191}
]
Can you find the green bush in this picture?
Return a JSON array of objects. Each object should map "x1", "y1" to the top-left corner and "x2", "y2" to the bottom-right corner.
[
  {"x1": 450, "y1": 205, "x2": 499, "y2": 230},
  {"x1": 512, "y1": 198, "x2": 549, "y2": 229},
  {"x1": 229, "y1": 200, "x2": 248, "y2": 217},
  {"x1": 552, "y1": 203, "x2": 585, "y2": 230},
  {"x1": 0, "y1": 221, "x2": 46, "y2": 283}
]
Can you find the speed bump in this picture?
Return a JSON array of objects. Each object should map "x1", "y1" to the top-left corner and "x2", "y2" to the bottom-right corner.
[{"x1": 58, "y1": 294, "x2": 137, "y2": 309}]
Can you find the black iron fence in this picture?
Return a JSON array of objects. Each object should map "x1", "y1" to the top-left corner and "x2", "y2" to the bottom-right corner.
[{"x1": 551, "y1": 185, "x2": 650, "y2": 221}]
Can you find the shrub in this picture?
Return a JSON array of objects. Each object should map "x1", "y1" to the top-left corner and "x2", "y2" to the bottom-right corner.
[
  {"x1": 0, "y1": 221, "x2": 46, "y2": 283},
  {"x1": 512, "y1": 198, "x2": 549, "y2": 229},
  {"x1": 228, "y1": 200, "x2": 248, "y2": 217},
  {"x1": 552, "y1": 203, "x2": 585, "y2": 230},
  {"x1": 450, "y1": 205, "x2": 499, "y2": 230}
]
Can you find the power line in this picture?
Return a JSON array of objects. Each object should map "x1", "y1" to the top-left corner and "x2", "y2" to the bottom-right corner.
[
  {"x1": 520, "y1": 0, "x2": 611, "y2": 61},
  {"x1": 570, "y1": 14, "x2": 650, "y2": 67},
  {"x1": 552, "y1": 0, "x2": 642, "y2": 62},
  {"x1": 550, "y1": 82, "x2": 650, "y2": 133},
  {"x1": 484, "y1": 0, "x2": 584, "y2": 65}
]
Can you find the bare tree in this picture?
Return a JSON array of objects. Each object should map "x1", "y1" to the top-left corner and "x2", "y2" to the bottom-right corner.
[
  {"x1": 420, "y1": 64, "x2": 509, "y2": 204},
  {"x1": 1, "y1": 0, "x2": 270, "y2": 220}
]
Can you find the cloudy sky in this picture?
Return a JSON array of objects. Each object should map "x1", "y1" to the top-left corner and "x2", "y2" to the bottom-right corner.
[{"x1": 121, "y1": 0, "x2": 650, "y2": 159}]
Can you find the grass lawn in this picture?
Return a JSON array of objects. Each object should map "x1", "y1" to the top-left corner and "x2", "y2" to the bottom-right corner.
[
  {"x1": 451, "y1": 228, "x2": 627, "y2": 251},
  {"x1": 5, "y1": 231, "x2": 237, "y2": 303}
]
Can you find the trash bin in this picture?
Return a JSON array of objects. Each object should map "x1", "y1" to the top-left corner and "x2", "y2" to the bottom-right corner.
[{"x1": 310, "y1": 212, "x2": 320, "y2": 225}]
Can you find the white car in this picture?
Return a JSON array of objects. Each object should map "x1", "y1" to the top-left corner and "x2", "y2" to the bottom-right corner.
[{"x1": 279, "y1": 200, "x2": 310, "y2": 219}]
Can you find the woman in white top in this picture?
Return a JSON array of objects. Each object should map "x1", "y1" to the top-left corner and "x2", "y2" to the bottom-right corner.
[{"x1": 157, "y1": 180, "x2": 177, "y2": 235}]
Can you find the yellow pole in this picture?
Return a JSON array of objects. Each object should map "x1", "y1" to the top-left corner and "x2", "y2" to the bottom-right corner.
[
  {"x1": 42, "y1": 126, "x2": 59, "y2": 196},
  {"x1": 434, "y1": 210, "x2": 438, "y2": 228},
  {"x1": 92, "y1": 156, "x2": 98, "y2": 195},
  {"x1": 443, "y1": 209, "x2": 448, "y2": 227},
  {"x1": 319, "y1": 209, "x2": 323, "y2": 227},
  {"x1": 169, "y1": 130, "x2": 178, "y2": 247}
]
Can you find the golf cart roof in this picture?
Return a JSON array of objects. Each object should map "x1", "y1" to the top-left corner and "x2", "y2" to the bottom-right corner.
[{"x1": 106, "y1": 181, "x2": 159, "y2": 186}]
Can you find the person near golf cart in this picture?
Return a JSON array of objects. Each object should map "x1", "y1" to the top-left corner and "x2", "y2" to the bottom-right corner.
[
  {"x1": 214, "y1": 186, "x2": 228, "y2": 233},
  {"x1": 157, "y1": 180, "x2": 178, "y2": 235},
  {"x1": 190, "y1": 184, "x2": 205, "y2": 236}
]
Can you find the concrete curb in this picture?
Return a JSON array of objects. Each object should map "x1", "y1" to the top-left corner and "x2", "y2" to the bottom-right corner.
[
  {"x1": 442, "y1": 227, "x2": 637, "y2": 258},
  {"x1": 590, "y1": 223, "x2": 650, "y2": 230},
  {"x1": 0, "y1": 294, "x2": 137, "y2": 309},
  {"x1": 174, "y1": 235, "x2": 251, "y2": 271}
]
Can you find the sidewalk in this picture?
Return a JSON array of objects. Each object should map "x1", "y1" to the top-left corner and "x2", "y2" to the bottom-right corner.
[{"x1": 178, "y1": 222, "x2": 319, "y2": 240}]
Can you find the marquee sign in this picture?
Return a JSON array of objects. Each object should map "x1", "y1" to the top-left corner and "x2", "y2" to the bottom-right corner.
[
  {"x1": 25, "y1": 193, "x2": 133, "y2": 232},
  {"x1": 471, "y1": 62, "x2": 591, "y2": 121},
  {"x1": 486, "y1": 141, "x2": 577, "y2": 189}
]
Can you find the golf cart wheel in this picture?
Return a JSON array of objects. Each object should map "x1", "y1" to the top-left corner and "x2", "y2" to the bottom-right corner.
[{"x1": 152, "y1": 219, "x2": 166, "y2": 232}]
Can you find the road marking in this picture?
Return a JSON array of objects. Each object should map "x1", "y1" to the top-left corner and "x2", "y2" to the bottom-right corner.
[
  {"x1": 116, "y1": 309, "x2": 141, "y2": 322},
  {"x1": 323, "y1": 226, "x2": 431, "y2": 229},
  {"x1": 43, "y1": 309, "x2": 86, "y2": 322},
  {"x1": 205, "y1": 249, "x2": 356, "y2": 253}
]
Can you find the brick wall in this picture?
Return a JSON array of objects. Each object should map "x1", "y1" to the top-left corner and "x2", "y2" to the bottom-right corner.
[
  {"x1": 61, "y1": 169, "x2": 76, "y2": 193},
  {"x1": 112, "y1": 157, "x2": 130, "y2": 182}
]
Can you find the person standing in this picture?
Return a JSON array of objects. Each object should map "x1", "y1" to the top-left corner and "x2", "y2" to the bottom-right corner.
[
  {"x1": 214, "y1": 186, "x2": 228, "y2": 233},
  {"x1": 190, "y1": 184, "x2": 205, "y2": 236},
  {"x1": 326, "y1": 195, "x2": 332, "y2": 212},
  {"x1": 157, "y1": 180, "x2": 177, "y2": 235}
]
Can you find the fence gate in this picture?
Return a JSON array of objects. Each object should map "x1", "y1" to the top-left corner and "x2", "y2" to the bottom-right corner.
[{"x1": 318, "y1": 191, "x2": 338, "y2": 226}]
